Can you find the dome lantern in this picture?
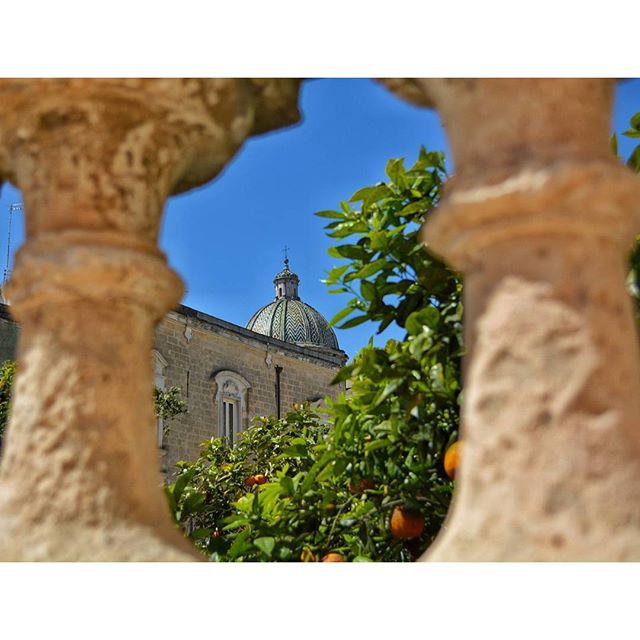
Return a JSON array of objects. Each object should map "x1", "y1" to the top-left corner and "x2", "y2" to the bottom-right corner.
[{"x1": 274, "y1": 257, "x2": 299, "y2": 300}]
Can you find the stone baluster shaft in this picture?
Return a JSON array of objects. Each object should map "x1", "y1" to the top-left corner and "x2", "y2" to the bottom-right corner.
[{"x1": 0, "y1": 79, "x2": 299, "y2": 560}]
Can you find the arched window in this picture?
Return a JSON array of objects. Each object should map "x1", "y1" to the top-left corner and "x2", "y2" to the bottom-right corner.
[{"x1": 212, "y1": 370, "x2": 250, "y2": 444}]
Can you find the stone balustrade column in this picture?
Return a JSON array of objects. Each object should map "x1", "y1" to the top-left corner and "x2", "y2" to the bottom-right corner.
[
  {"x1": 0, "y1": 79, "x2": 300, "y2": 560},
  {"x1": 384, "y1": 79, "x2": 640, "y2": 560}
]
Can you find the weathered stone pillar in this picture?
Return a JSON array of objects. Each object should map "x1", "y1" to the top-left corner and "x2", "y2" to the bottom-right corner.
[
  {"x1": 384, "y1": 79, "x2": 640, "y2": 560},
  {"x1": 0, "y1": 79, "x2": 299, "y2": 560}
]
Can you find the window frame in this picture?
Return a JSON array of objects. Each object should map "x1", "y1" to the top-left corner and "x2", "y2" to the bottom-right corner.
[{"x1": 212, "y1": 370, "x2": 251, "y2": 444}]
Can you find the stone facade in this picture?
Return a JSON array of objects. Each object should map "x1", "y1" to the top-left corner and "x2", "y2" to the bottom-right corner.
[
  {"x1": 0, "y1": 300, "x2": 347, "y2": 478},
  {"x1": 154, "y1": 304, "x2": 346, "y2": 475},
  {"x1": 0, "y1": 304, "x2": 18, "y2": 364}
]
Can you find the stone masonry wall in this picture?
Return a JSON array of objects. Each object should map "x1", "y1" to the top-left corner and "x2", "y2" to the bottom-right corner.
[
  {"x1": 0, "y1": 301, "x2": 347, "y2": 479},
  {"x1": 0, "y1": 305, "x2": 18, "y2": 364},
  {"x1": 154, "y1": 306, "x2": 346, "y2": 476}
]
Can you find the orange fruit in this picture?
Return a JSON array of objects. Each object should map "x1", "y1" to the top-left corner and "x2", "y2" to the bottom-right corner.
[
  {"x1": 321, "y1": 552, "x2": 345, "y2": 562},
  {"x1": 389, "y1": 507, "x2": 425, "y2": 540},
  {"x1": 245, "y1": 474, "x2": 267, "y2": 487},
  {"x1": 349, "y1": 478, "x2": 375, "y2": 494},
  {"x1": 300, "y1": 548, "x2": 316, "y2": 562},
  {"x1": 359, "y1": 478, "x2": 375, "y2": 491},
  {"x1": 444, "y1": 441, "x2": 462, "y2": 479}
]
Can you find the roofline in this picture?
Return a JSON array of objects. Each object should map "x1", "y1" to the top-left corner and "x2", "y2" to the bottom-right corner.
[
  {"x1": 0, "y1": 301, "x2": 349, "y2": 367},
  {"x1": 173, "y1": 303, "x2": 348, "y2": 367}
]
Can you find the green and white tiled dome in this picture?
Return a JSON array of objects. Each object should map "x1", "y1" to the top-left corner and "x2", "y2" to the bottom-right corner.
[{"x1": 246, "y1": 259, "x2": 340, "y2": 351}]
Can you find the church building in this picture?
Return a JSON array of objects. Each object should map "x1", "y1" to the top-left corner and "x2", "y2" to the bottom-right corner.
[{"x1": 0, "y1": 259, "x2": 348, "y2": 475}]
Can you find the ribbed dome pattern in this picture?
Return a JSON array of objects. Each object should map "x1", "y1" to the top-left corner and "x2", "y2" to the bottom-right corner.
[{"x1": 246, "y1": 298, "x2": 339, "y2": 350}]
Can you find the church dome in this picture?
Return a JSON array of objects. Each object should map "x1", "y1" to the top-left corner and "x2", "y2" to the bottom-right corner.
[{"x1": 246, "y1": 258, "x2": 340, "y2": 351}]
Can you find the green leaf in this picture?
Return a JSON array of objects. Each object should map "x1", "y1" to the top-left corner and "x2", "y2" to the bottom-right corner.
[
  {"x1": 356, "y1": 259, "x2": 390, "y2": 279},
  {"x1": 364, "y1": 438, "x2": 390, "y2": 454},
  {"x1": 254, "y1": 537, "x2": 276, "y2": 558},
  {"x1": 338, "y1": 315, "x2": 369, "y2": 329},
  {"x1": 172, "y1": 467, "x2": 195, "y2": 505},
  {"x1": 627, "y1": 145, "x2": 640, "y2": 173},
  {"x1": 331, "y1": 364, "x2": 355, "y2": 385},
  {"x1": 334, "y1": 244, "x2": 369, "y2": 260},
  {"x1": 279, "y1": 444, "x2": 309, "y2": 458},
  {"x1": 164, "y1": 486, "x2": 176, "y2": 517},
  {"x1": 397, "y1": 201, "x2": 428, "y2": 217},
  {"x1": 349, "y1": 183, "x2": 392, "y2": 207},
  {"x1": 369, "y1": 231, "x2": 388, "y2": 251},
  {"x1": 191, "y1": 528, "x2": 212, "y2": 540},
  {"x1": 279, "y1": 476, "x2": 295, "y2": 496},
  {"x1": 325, "y1": 264, "x2": 350, "y2": 283},
  {"x1": 330, "y1": 305, "x2": 356, "y2": 327},
  {"x1": 405, "y1": 307, "x2": 440, "y2": 336},
  {"x1": 227, "y1": 528, "x2": 252, "y2": 558},
  {"x1": 360, "y1": 281, "x2": 378, "y2": 302},
  {"x1": 182, "y1": 492, "x2": 206, "y2": 517},
  {"x1": 373, "y1": 379, "x2": 404, "y2": 406},
  {"x1": 386, "y1": 158, "x2": 407, "y2": 187},
  {"x1": 222, "y1": 515, "x2": 249, "y2": 531},
  {"x1": 316, "y1": 210, "x2": 345, "y2": 219},
  {"x1": 300, "y1": 451, "x2": 334, "y2": 493},
  {"x1": 315, "y1": 461, "x2": 336, "y2": 483}
]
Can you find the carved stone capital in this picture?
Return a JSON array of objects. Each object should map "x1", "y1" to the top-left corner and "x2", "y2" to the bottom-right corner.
[
  {"x1": 382, "y1": 79, "x2": 615, "y2": 185},
  {"x1": 6, "y1": 230, "x2": 183, "y2": 321},
  {"x1": 0, "y1": 79, "x2": 300, "y2": 241},
  {"x1": 424, "y1": 161, "x2": 640, "y2": 270},
  {"x1": 382, "y1": 79, "x2": 640, "y2": 266}
]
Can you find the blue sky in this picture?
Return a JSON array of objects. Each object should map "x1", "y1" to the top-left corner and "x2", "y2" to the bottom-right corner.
[{"x1": 0, "y1": 78, "x2": 639, "y2": 359}]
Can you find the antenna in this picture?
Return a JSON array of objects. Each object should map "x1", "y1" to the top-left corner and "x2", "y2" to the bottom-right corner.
[{"x1": 4, "y1": 203, "x2": 23, "y2": 283}]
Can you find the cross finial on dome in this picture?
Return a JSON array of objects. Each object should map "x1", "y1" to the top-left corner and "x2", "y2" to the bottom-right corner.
[{"x1": 283, "y1": 245, "x2": 290, "y2": 269}]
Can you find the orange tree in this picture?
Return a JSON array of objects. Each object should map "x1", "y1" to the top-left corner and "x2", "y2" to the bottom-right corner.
[
  {"x1": 0, "y1": 360, "x2": 16, "y2": 452},
  {"x1": 166, "y1": 116, "x2": 640, "y2": 562},
  {"x1": 165, "y1": 407, "x2": 333, "y2": 556},
  {"x1": 166, "y1": 147, "x2": 463, "y2": 561}
]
